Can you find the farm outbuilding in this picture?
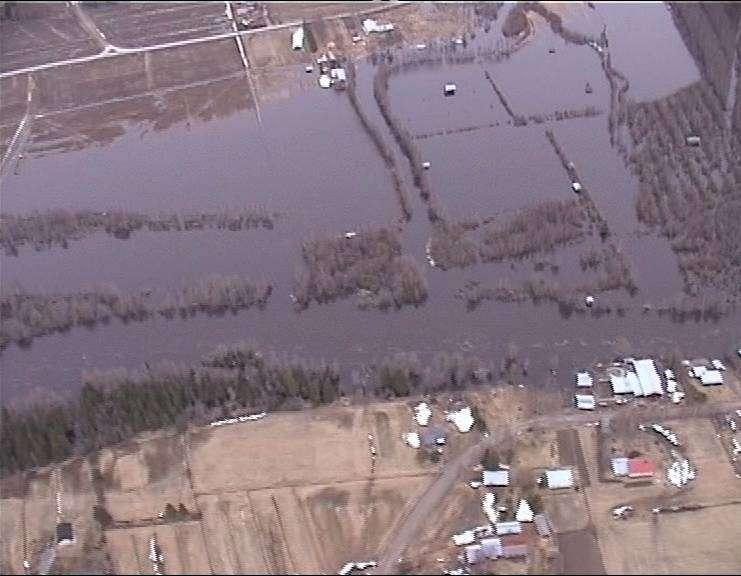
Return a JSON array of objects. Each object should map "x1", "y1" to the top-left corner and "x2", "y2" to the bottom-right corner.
[
  {"x1": 483, "y1": 469, "x2": 510, "y2": 486},
  {"x1": 291, "y1": 27, "x2": 304, "y2": 51},
  {"x1": 56, "y1": 522, "x2": 74, "y2": 544},
  {"x1": 545, "y1": 469, "x2": 574, "y2": 489}
]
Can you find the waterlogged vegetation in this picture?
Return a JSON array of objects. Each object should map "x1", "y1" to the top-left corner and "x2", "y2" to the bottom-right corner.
[
  {"x1": 479, "y1": 199, "x2": 586, "y2": 262},
  {"x1": 0, "y1": 207, "x2": 280, "y2": 255},
  {"x1": 0, "y1": 276, "x2": 272, "y2": 349},
  {"x1": 626, "y1": 80, "x2": 741, "y2": 298},
  {"x1": 292, "y1": 227, "x2": 428, "y2": 311}
]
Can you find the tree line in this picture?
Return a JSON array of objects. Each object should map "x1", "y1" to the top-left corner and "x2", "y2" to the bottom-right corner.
[
  {"x1": 0, "y1": 207, "x2": 280, "y2": 255},
  {"x1": 0, "y1": 275, "x2": 272, "y2": 349},
  {"x1": 0, "y1": 344, "x2": 339, "y2": 474},
  {"x1": 1, "y1": 342, "x2": 501, "y2": 474}
]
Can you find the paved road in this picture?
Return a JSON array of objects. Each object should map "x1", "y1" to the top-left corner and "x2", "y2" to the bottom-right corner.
[
  {"x1": 374, "y1": 397, "x2": 740, "y2": 574},
  {"x1": 0, "y1": 2, "x2": 410, "y2": 80}
]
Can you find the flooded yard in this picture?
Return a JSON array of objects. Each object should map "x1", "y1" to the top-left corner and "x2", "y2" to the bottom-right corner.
[{"x1": 1, "y1": 2, "x2": 740, "y2": 408}]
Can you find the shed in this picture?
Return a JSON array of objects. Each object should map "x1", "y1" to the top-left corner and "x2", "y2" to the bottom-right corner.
[
  {"x1": 686, "y1": 135, "x2": 701, "y2": 147},
  {"x1": 576, "y1": 371, "x2": 593, "y2": 387},
  {"x1": 330, "y1": 68, "x2": 347, "y2": 82},
  {"x1": 444, "y1": 83, "x2": 457, "y2": 96},
  {"x1": 452, "y1": 530, "x2": 475, "y2": 546},
  {"x1": 481, "y1": 537, "x2": 502, "y2": 559},
  {"x1": 56, "y1": 522, "x2": 74, "y2": 544},
  {"x1": 421, "y1": 426, "x2": 446, "y2": 447},
  {"x1": 575, "y1": 394, "x2": 595, "y2": 410},
  {"x1": 700, "y1": 370, "x2": 723, "y2": 386},
  {"x1": 611, "y1": 457, "x2": 629, "y2": 477},
  {"x1": 291, "y1": 27, "x2": 304, "y2": 51},
  {"x1": 628, "y1": 457, "x2": 655, "y2": 478},
  {"x1": 362, "y1": 18, "x2": 394, "y2": 34},
  {"x1": 533, "y1": 513, "x2": 552, "y2": 537},
  {"x1": 464, "y1": 544, "x2": 482, "y2": 564},
  {"x1": 629, "y1": 358, "x2": 663, "y2": 396},
  {"x1": 711, "y1": 359, "x2": 726, "y2": 371},
  {"x1": 545, "y1": 469, "x2": 574, "y2": 489},
  {"x1": 414, "y1": 402, "x2": 432, "y2": 426},
  {"x1": 572, "y1": 182, "x2": 582, "y2": 193},
  {"x1": 483, "y1": 469, "x2": 510, "y2": 486},
  {"x1": 318, "y1": 75, "x2": 331, "y2": 89},
  {"x1": 515, "y1": 499, "x2": 534, "y2": 522},
  {"x1": 495, "y1": 521, "x2": 522, "y2": 536}
]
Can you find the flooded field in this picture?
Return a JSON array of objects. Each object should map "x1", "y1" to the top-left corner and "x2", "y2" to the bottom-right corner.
[{"x1": 1, "y1": 2, "x2": 740, "y2": 409}]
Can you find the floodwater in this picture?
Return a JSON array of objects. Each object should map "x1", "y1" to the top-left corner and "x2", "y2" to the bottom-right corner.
[{"x1": 2, "y1": 4, "x2": 740, "y2": 407}]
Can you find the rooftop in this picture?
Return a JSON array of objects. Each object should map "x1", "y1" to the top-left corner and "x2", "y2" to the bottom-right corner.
[
  {"x1": 628, "y1": 457, "x2": 655, "y2": 477},
  {"x1": 545, "y1": 468, "x2": 574, "y2": 489},
  {"x1": 483, "y1": 469, "x2": 510, "y2": 486}
]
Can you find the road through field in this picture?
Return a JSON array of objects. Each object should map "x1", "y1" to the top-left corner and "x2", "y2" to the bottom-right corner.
[
  {"x1": 0, "y1": 2, "x2": 411, "y2": 80},
  {"x1": 375, "y1": 436, "x2": 495, "y2": 574}
]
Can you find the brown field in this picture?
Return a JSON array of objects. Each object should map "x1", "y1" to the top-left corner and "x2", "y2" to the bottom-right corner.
[
  {"x1": 584, "y1": 416, "x2": 741, "y2": 575},
  {"x1": 84, "y1": 2, "x2": 231, "y2": 48},
  {"x1": 0, "y1": 2, "x2": 99, "y2": 73},
  {"x1": 596, "y1": 504, "x2": 741, "y2": 575},
  {"x1": 1, "y1": 401, "x2": 440, "y2": 574},
  {"x1": 265, "y1": 3, "x2": 378, "y2": 24}
]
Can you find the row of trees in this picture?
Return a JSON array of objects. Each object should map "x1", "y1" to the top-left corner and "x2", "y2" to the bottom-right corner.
[
  {"x1": 0, "y1": 341, "x2": 511, "y2": 474},
  {"x1": 1, "y1": 207, "x2": 279, "y2": 255},
  {"x1": 373, "y1": 62, "x2": 432, "y2": 201},
  {"x1": 0, "y1": 345, "x2": 340, "y2": 473},
  {"x1": 0, "y1": 275, "x2": 272, "y2": 349},
  {"x1": 345, "y1": 60, "x2": 412, "y2": 222},
  {"x1": 292, "y1": 227, "x2": 428, "y2": 311}
]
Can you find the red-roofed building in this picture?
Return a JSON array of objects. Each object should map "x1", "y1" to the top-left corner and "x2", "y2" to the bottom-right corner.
[{"x1": 628, "y1": 457, "x2": 655, "y2": 478}]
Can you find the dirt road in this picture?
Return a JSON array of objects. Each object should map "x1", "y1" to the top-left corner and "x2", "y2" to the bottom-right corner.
[{"x1": 375, "y1": 436, "x2": 495, "y2": 574}]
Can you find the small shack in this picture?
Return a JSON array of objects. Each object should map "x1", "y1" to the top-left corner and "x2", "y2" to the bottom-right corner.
[
  {"x1": 700, "y1": 370, "x2": 723, "y2": 386},
  {"x1": 576, "y1": 371, "x2": 593, "y2": 387},
  {"x1": 422, "y1": 426, "x2": 447, "y2": 447},
  {"x1": 481, "y1": 537, "x2": 502, "y2": 559},
  {"x1": 362, "y1": 18, "x2": 394, "y2": 34},
  {"x1": 291, "y1": 27, "x2": 304, "y2": 51},
  {"x1": 611, "y1": 457, "x2": 629, "y2": 477},
  {"x1": 575, "y1": 394, "x2": 595, "y2": 410},
  {"x1": 495, "y1": 521, "x2": 522, "y2": 536},
  {"x1": 56, "y1": 522, "x2": 74, "y2": 545},
  {"x1": 444, "y1": 83, "x2": 457, "y2": 96}
]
